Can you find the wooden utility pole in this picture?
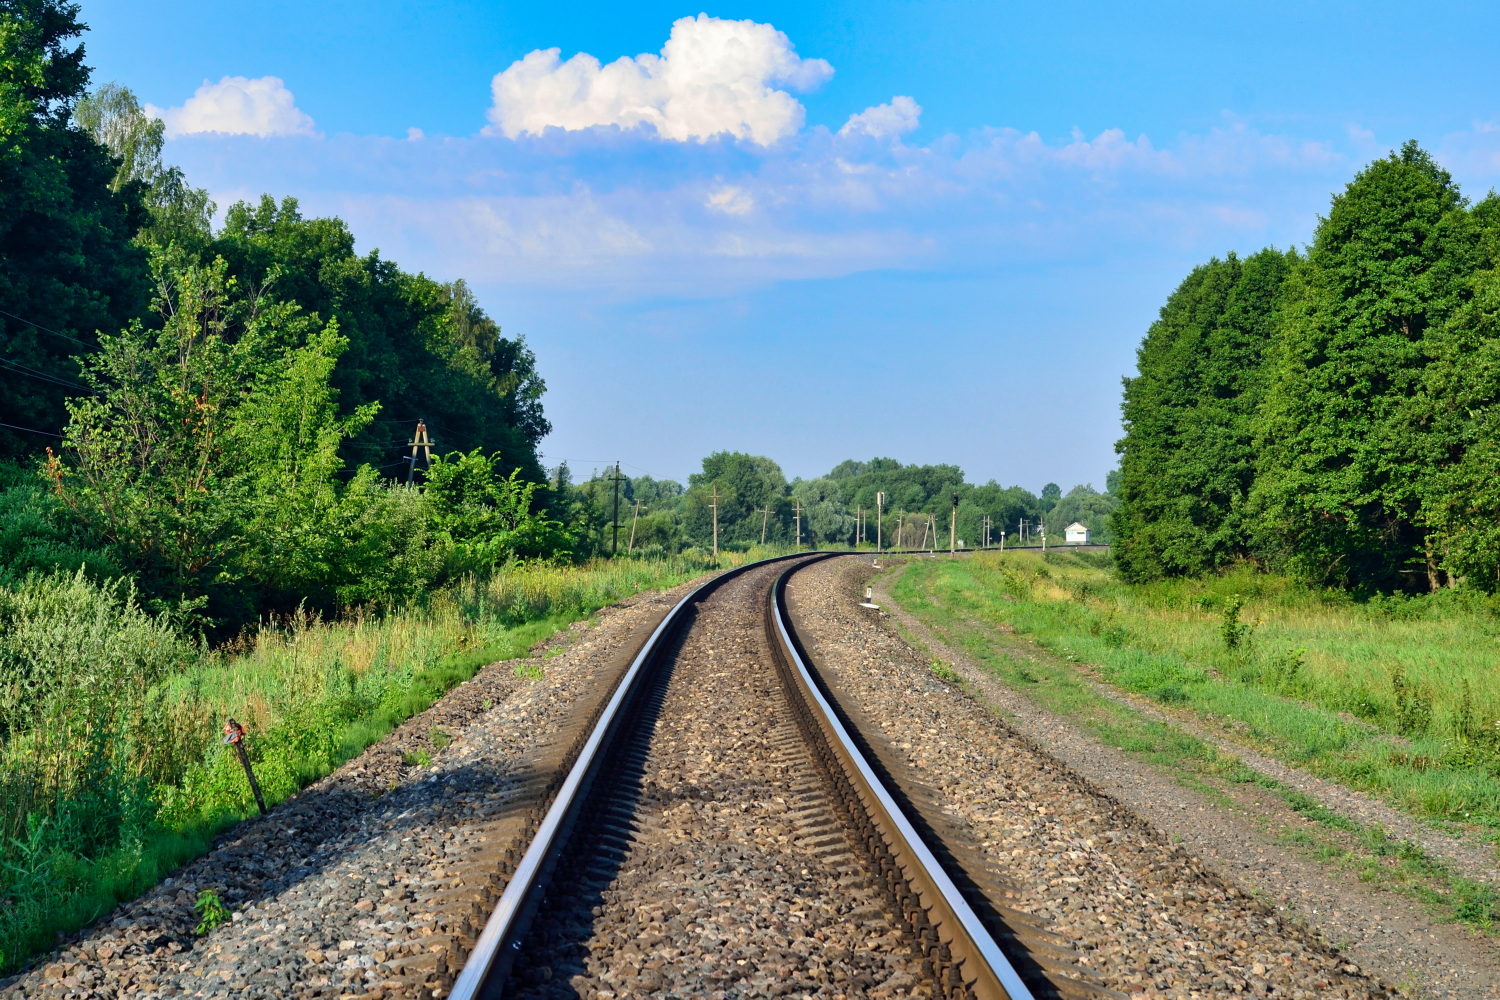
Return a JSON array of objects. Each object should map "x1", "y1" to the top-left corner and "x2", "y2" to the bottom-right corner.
[
  {"x1": 929, "y1": 514, "x2": 938, "y2": 554},
  {"x1": 876, "y1": 491, "x2": 884, "y2": 555},
  {"x1": 710, "y1": 486, "x2": 720, "y2": 558},
  {"x1": 628, "y1": 499, "x2": 643, "y2": 554},
  {"x1": 950, "y1": 492, "x2": 958, "y2": 555},
  {"x1": 896, "y1": 509, "x2": 904, "y2": 550},
  {"x1": 405, "y1": 420, "x2": 434, "y2": 484},
  {"x1": 793, "y1": 499, "x2": 803, "y2": 550},
  {"x1": 759, "y1": 505, "x2": 772, "y2": 545},
  {"x1": 610, "y1": 461, "x2": 623, "y2": 556}
]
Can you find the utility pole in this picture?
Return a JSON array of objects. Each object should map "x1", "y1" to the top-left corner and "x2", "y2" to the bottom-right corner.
[
  {"x1": 628, "y1": 499, "x2": 643, "y2": 554},
  {"x1": 405, "y1": 420, "x2": 434, "y2": 484},
  {"x1": 856, "y1": 506, "x2": 863, "y2": 547},
  {"x1": 710, "y1": 485, "x2": 720, "y2": 559},
  {"x1": 950, "y1": 492, "x2": 958, "y2": 556},
  {"x1": 610, "y1": 461, "x2": 622, "y2": 556},
  {"x1": 793, "y1": 499, "x2": 803, "y2": 550},
  {"x1": 876, "y1": 491, "x2": 884, "y2": 555},
  {"x1": 759, "y1": 505, "x2": 772, "y2": 545}
]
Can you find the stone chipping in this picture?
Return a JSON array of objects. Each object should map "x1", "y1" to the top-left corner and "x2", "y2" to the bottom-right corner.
[
  {"x1": 785, "y1": 555, "x2": 1392, "y2": 1000},
  {"x1": 0, "y1": 581, "x2": 701, "y2": 1000}
]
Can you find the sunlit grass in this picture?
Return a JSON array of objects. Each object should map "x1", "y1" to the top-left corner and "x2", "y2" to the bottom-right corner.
[
  {"x1": 891, "y1": 552, "x2": 1500, "y2": 928},
  {"x1": 0, "y1": 550, "x2": 756, "y2": 971},
  {"x1": 892, "y1": 552, "x2": 1500, "y2": 828}
]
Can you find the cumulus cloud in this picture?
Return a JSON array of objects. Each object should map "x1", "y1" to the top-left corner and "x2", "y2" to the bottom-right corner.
[
  {"x1": 839, "y1": 96, "x2": 922, "y2": 139},
  {"x1": 149, "y1": 76, "x2": 316, "y2": 138},
  {"x1": 486, "y1": 14, "x2": 833, "y2": 145}
]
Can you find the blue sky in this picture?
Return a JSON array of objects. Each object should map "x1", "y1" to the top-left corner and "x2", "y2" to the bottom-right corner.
[{"x1": 82, "y1": 1, "x2": 1500, "y2": 490}]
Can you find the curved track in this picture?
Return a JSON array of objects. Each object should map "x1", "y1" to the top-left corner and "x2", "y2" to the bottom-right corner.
[{"x1": 448, "y1": 554, "x2": 1116, "y2": 1000}]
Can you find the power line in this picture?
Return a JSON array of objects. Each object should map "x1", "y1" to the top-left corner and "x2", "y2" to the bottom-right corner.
[
  {"x1": 0, "y1": 307, "x2": 90, "y2": 347},
  {"x1": 0, "y1": 420, "x2": 62, "y2": 438},
  {"x1": 0, "y1": 356, "x2": 94, "y2": 393}
]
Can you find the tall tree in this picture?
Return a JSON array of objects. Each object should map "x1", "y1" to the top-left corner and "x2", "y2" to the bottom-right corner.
[
  {"x1": 684, "y1": 451, "x2": 787, "y2": 547},
  {"x1": 209, "y1": 197, "x2": 549, "y2": 479},
  {"x1": 74, "y1": 82, "x2": 214, "y2": 251},
  {"x1": 1251, "y1": 142, "x2": 1479, "y2": 591},
  {"x1": 0, "y1": 0, "x2": 148, "y2": 456},
  {"x1": 1113, "y1": 248, "x2": 1294, "y2": 581}
]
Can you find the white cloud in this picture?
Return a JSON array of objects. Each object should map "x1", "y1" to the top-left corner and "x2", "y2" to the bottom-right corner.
[
  {"x1": 706, "y1": 185, "x2": 755, "y2": 215},
  {"x1": 839, "y1": 96, "x2": 922, "y2": 139},
  {"x1": 149, "y1": 76, "x2": 316, "y2": 138},
  {"x1": 486, "y1": 14, "x2": 833, "y2": 145}
]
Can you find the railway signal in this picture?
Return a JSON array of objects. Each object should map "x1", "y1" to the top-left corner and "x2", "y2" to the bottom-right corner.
[{"x1": 950, "y1": 492, "x2": 958, "y2": 555}]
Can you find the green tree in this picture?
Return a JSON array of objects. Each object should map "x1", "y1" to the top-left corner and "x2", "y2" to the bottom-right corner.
[
  {"x1": 74, "y1": 82, "x2": 214, "y2": 251},
  {"x1": 790, "y1": 476, "x2": 852, "y2": 545},
  {"x1": 1113, "y1": 248, "x2": 1294, "y2": 581},
  {"x1": 208, "y1": 198, "x2": 549, "y2": 479},
  {"x1": 45, "y1": 252, "x2": 374, "y2": 621},
  {"x1": 0, "y1": 0, "x2": 149, "y2": 457},
  {"x1": 1251, "y1": 143, "x2": 1480, "y2": 591},
  {"x1": 684, "y1": 452, "x2": 787, "y2": 548},
  {"x1": 423, "y1": 449, "x2": 569, "y2": 568}
]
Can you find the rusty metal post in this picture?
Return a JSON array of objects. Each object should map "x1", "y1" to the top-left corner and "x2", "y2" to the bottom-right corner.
[{"x1": 224, "y1": 718, "x2": 267, "y2": 815}]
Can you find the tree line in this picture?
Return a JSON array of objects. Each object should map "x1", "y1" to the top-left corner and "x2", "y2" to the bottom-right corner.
[
  {"x1": 1, "y1": 1, "x2": 554, "y2": 630},
  {"x1": 1114, "y1": 141, "x2": 1500, "y2": 593},
  {"x1": 555, "y1": 452, "x2": 1118, "y2": 554}
]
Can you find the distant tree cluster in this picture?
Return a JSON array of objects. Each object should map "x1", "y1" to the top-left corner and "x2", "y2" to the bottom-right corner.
[
  {"x1": 556, "y1": 453, "x2": 1118, "y2": 555},
  {"x1": 1115, "y1": 142, "x2": 1500, "y2": 593}
]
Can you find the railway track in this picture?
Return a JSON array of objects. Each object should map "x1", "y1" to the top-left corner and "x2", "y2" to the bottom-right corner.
[{"x1": 445, "y1": 554, "x2": 1117, "y2": 1000}]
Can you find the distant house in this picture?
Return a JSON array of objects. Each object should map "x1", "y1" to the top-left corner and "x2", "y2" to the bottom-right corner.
[{"x1": 1064, "y1": 522, "x2": 1090, "y2": 544}]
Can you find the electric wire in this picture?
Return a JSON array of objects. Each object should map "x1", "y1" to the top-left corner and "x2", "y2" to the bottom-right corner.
[
  {"x1": 0, "y1": 420, "x2": 62, "y2": 438},
  {"x1": 0, "y1": 307, "x2": 90, "y2": 347}
]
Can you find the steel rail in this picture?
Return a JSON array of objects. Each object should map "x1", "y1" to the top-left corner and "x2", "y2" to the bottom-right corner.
[
  {"x1": 450, "y1": 549, "x2": 1038, "y2": 1000},
  {"x1": 769, "y1": 564, "x2": 1036, "y2": 1000},
  {"x1": 448, "y1": 552, "x2": 817, "y2": 1000}
]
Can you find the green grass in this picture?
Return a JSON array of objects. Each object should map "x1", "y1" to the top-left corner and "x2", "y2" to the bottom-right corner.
[
  {"x1": 893, "y1": 552, "x2": 1500, "y2": 829},
  {"x1": 887, "y1": 553, "x2": 1500, "y2": 929},
  {"x1": 0, "y1": 551, "x2": 754, "y2": 972}
]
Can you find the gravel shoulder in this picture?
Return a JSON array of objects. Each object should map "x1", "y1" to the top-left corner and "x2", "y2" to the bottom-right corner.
[
  {"x1": 0, "y1": 577, "x2": 709, "y2": 1000},
  {"x1": 840, "y1": 556, "x2": 1500, "y2": 1000}
]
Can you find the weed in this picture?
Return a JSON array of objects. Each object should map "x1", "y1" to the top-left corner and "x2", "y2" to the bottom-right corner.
[
  {"x1": 430, "y1": 728, "x2": 451, "y2": 750},
  {"x1": 403, "y1": 749, "x2": 432, "y2": 768},
  {"x1": 193, "y1": 889, "x2": 228, "y2": 934},
  {"x1": 514, "y1": 661, "x2": 545, "y2": 680},
  {"x1": 929, "y1": 658, "x2": 961, "y2": 683},
  {"x1": 1219, "y1": 596, "x2": 1248, "y2": 650},
  {"x1": 1392, "y1": 667, "x2": 1432, "y2": 737}
]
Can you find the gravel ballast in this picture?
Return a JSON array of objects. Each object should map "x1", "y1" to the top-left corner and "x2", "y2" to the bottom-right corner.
[
  {"x1": 0, "y1": 581, "x2": 702, "y2": 1000},
  {"x1": 787, "y1": 555, "x2": 1393, "y2": 1000}
]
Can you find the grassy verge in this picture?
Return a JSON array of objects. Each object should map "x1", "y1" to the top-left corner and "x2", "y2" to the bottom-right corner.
[
  {"x1": 0, "y1": 551, "x2": 769, "y2": 971},
  {"x1": 887, "y1": 554, "x2": 1500, "y2": 929}
]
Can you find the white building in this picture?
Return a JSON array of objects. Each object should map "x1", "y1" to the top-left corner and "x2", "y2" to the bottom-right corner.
[{"x1": 1064, "y1": 522, "x2": 1090, "y2": 544}]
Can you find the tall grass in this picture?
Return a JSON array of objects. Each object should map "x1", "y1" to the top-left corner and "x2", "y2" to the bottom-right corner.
[
  {"x1": 0, "y1": 551, "x2": 747, "y2": 971},
  {"x1": 894, "y1": 552, "x2": 1500, "y2": 831}
]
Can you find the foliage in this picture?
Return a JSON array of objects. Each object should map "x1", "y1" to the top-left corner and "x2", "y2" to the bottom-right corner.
[
  {"x1": 1119, "y1": 142, "x2": 1500, "y2": 594},
  {"x1": 1114, "y1": 248, "x2": 1294, "y2": 581},
  {"x1": 207, "y1": 197, "x2": 549, "y2": 477},
  {"x1": 0, "y1": 552, "x2": 727, "y2": 970},
  {"x1": 74, "y1": 82, "x2": 214, "y2": 252},
  {"x1": 0, "y1": 1, "x2": 149, "y2": 459},
  {"x1": 424, "y1": 449, "x2": 570, "y2": 569}
]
